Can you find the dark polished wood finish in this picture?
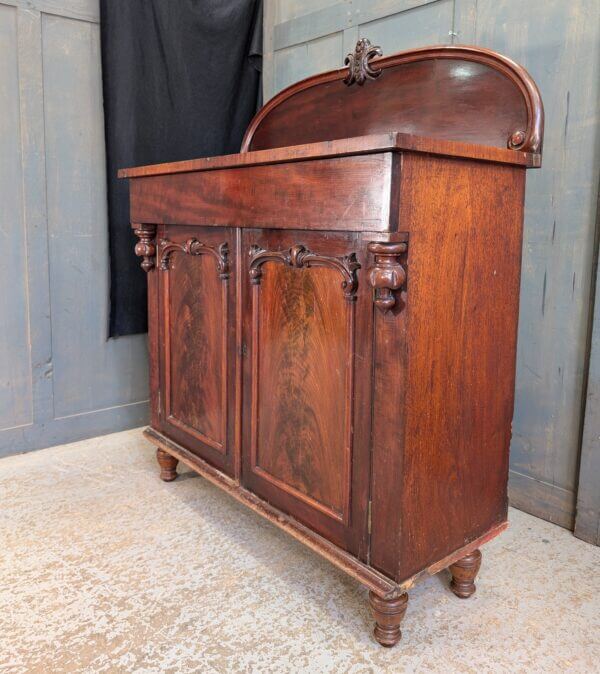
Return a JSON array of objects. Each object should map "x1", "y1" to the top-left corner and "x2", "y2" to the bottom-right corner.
[
  {"x1": 120, "y1": 44, "x2": 543, "y2": 646},
  {"x1": 156, "y1": 448, "x2": 178, "y2": 482},
  {"x1": 241, "y1": 45, "x2": 543, "y2": 155},
  {"x1": 369, "y1": 591, "x2": 409, "y2": 647},
  {"x1": 449, "y1": 549, "x2": 483, "y2": 599}
]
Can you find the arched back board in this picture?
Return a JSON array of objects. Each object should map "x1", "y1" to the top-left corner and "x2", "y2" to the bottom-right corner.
[{"x1": 241, "y1": 44, "x2": 543, "y2": 156}]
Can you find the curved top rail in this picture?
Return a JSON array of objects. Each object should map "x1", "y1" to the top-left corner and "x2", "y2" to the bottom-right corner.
[{"x1": 241, "y1": 44, "x2": 543, "y2": 156}]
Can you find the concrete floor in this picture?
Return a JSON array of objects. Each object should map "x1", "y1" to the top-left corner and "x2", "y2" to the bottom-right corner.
[{"x1": 1, "y1": 429, "x2": 598, "y2": 673}]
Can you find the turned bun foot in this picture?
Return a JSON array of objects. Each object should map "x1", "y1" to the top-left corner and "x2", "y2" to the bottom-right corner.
[
  {"x1": 449, "y1": 549, "x2": 482, "y2": 598},
  {"x1": 368, "y1": 591, "x2": 409, "y2": 647},
  {"x1": 156, "y1": 448, "x2": 179, "y2": 482}
]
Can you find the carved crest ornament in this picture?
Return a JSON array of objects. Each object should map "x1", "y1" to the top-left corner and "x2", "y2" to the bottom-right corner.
[{"x1": 344, "y1": 38, "x2": 383, "y2": 86}]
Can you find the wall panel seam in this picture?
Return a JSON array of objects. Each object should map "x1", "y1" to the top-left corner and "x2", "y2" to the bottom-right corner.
[{"x1": 0, "y1": 0, "x2": 98, "y2": 23}]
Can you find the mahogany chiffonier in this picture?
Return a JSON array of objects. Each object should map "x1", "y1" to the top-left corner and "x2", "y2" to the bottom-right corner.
[{"x1": 119, "y1": 43, "x2": 543, "y2": 647}]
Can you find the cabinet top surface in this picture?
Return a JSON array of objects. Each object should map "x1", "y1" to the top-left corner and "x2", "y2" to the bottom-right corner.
[{"x1": 119, "y1": 132, "x2": 539, "y2": 179}]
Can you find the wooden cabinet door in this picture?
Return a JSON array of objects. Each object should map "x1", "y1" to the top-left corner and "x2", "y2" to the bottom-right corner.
[
  {"x1": 241, "y1": 229, "x2": 373, "y2": 557},
  {"x1": 157, "y1": 225, "x2": 236, "y2": 476}
]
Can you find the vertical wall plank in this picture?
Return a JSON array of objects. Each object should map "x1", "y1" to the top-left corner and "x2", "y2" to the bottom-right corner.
[
  {"x1": 0, "y1": 4, "x2": 32, "y2": 431},
  {"x1": 0, "y1": 0, "x2": 149, "y2": 456},
  {"x1": 16, "y1": 7, "x2": 54, "y2": 424},
  {"x1": 467, "y1": 0, "x2": 600, "y2": 529},
  {"x1": 452, "y1": 0, "x2": 476, "y2": 43},
  {"x1": 357, "y1": 0, "x2": 453, "y2": 52},
  {"x1": 576, "y1": 203, "x2": 600, "y2": 545},
  {"x1": 42, "y1": 13, "x2": 148, "y2": 418},
  {"x1": 262, "y1": 0, "x2": 277, "y2": 101}
]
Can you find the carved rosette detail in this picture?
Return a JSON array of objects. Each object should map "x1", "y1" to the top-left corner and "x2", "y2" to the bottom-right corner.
[
  {"x1": 344, "y1": 38, "x2": 383, "y2": 86},
  {"x1": 508, "y1": 129, "x2": 526, "y2": 149},
  {"x1": 248, "y1": 244, "x2": 360, "y2": 301},
  {"x1": 133, "y1": 224, "x2": 157, "y2": 272},
  {"x1": 159, "y1": 238, "x2": 230, "y2": 279},
  {"x1": 367, "y1": 241, "x2": 407, "y2": 313}
]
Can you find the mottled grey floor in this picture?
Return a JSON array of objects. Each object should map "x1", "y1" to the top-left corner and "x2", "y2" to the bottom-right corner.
[{"x1": 1, "y1": 429, "x2": 598, "y2": 673}]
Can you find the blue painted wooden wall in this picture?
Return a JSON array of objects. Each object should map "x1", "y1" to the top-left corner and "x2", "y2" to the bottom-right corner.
[
  {"x1": 0, "y1": 0, "x2": 148, "y2": 458},
  {"x1": 263, "y1": 0, "x2": 600, "y2": 529}
]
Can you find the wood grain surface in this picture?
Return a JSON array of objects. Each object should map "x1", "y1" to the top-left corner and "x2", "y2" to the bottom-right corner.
[
  {"x1": 243, "y1": 46, "x2": 543, "y2": 155},
  {"x1": 157, "y1": 226, "x2": 237, "y2": 477},
  {"x1": 241, "y1": 229, "x2": 373, "y2": 556},
  {"x1": 129, "y1": 154, "x2": 393, "y2": 232}
]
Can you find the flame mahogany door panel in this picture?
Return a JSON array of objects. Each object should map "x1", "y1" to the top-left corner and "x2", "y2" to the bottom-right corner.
[
  {"x1": 157, "y1": 225, "x2": 236, "y2": 476},
  {"x1": 241, "y1": 229, "x2": 374, "y2": 557}
]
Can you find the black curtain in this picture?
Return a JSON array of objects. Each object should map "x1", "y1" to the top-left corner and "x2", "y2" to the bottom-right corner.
[{"x1": 101, "y1": 0, "x2": 262, "y2": 337}]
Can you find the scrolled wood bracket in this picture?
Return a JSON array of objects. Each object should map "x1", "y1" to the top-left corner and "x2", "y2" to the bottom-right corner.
[
  {"x1": 133, "y1": 224, "x2": 157, "y2": 272},
  {"x1": 159, "y1": 238, "x2": 230, "y2": 279},
  {"x1": 344, "y1": 38, "x2": 383, "y2": 86},
  {"x1": 367, "y1": 241, "x2": 408, "y2": 313},
  {"x1": 249, "y1": 244, "x2": 361, "y2": 301}
]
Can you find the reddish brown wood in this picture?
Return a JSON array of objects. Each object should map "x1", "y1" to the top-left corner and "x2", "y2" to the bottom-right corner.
[
  {"x1": 449, "y1": 549, "x2": 482, "y2": 598},
  {"x1": 133, "y1": 223, "x2": 156, "y2": 272},
  {"x1": 367, "y1": 241, "x2": 408, "y2": 312},
  {"x1": 242, "y1": 45, "x2": 543, "y2": 155},
  {"x1": 393, "y1": 154, "x2": 524, "y2": 582},
  {"x1": 121, "y1": 42, "x2": 543, "y2": 646},
  {"x1": 119, "y1": 132, "x2": 537, "y2": 179},
  {"x1": 157, "y1": 226, "x2": 237, "y2": 476},
  {"x1": 241, "y1": 229, "x2": 373, "y2": 555},
  {"x1": 156, "y1": 448, "x2": 178, "y2": 482},
  {"x1": 369, "y1": 591, "x2": 409, "y2": 647},
  {"x1": 129, "y1": 153, "x2": 393, "y2": 232},
  {"x1": 344, "y1": 38, "x2": 383, "y2": 86}
]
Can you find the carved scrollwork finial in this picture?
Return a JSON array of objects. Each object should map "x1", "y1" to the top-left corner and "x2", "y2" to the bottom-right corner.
[
  {"x1": 344, "y1": 38, "x2": 383, "y2": 86},
  {"x1": 367, "y1": 241, "x2": 408, "y2": 313},
  {"x1": 133, "y1": 223, "x2": 157, "y2": 272}
]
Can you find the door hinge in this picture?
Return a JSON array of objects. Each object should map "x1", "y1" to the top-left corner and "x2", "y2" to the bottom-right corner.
[{"x1": 367, "y1": 499, "x2": 372, "y2": 535}]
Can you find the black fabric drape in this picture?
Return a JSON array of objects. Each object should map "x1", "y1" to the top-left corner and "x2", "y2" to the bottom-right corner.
[{"x1": 101, "y1": 0, "x2": 262, "y2": 337}]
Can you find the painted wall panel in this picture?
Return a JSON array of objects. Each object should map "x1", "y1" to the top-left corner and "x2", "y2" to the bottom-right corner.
[
  {"x1": 358, "y1": 0, "x2": 453, "y2": 52},
  {"x1": 0, "y1": 0, "x2": 148, "y2": 457},
  {"x1": 471, "y1": 0, "x2": 600, "y2": 528},
  {"x1": 42, "y1": 14, "x2": 148, "y2": 418},
  {"x1": 0, "y1": 4, "x2": 32, "y2": 430}
]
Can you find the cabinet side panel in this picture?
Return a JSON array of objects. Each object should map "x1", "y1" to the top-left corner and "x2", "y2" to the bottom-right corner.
[{"x1": 398, "y1": 154, "x2": 525, "y2": 581}]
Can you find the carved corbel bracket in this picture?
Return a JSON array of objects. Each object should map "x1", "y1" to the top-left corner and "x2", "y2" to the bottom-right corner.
[
  {"x1": 344, "y1": 38, "x2": 383, "y2": 86},
  {"x1": 367, "y1": 242, "x2": 408, "y2": 313},
  {"x1": 249, "y1": 244, "x2": 361, "y2": 301},
  {"x1": 133, "y1": 224, "x2": 157, "y2": 272},
  {"x1": 159, "y1": 238, "x2": 230, "y2": 280}
]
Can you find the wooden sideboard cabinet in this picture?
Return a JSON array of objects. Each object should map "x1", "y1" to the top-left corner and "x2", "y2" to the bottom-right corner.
[{"x1": 120, "y1": 43, "x2": 543, "y2": 647}]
